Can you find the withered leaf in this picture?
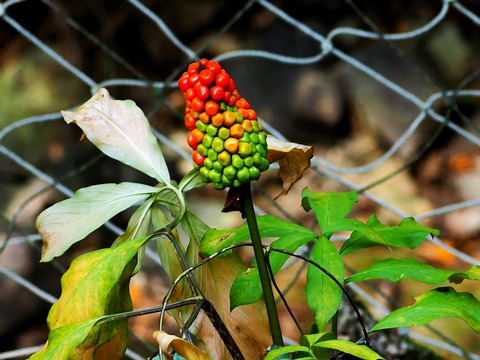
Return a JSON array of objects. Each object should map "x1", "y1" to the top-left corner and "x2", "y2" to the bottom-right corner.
[{"x1": 266, "y1": 135, "x2": 314, "y2": 199}]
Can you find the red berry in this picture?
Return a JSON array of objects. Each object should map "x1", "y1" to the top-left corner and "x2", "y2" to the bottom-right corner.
[
  {"x1": 228, "y1": 78, "x2": 236, "y2": 92},
  {"x1": 185, "y1": 88, "x2": 196, "y2": 101},
  {"x1": 187, "y1": 128, "x2": 205, "y2": 149},
  {"x1": 189, "y1": 73, "x2": 200, "y2": 86},
  {"x1": 210, "y1": 86, "x2": 225, "y2": 101},
  {"x1": 184, "y1": 114, "x2": 196, "y2": 129},
  {"x1": 227, "y1": 95, "x2": 236, "y2": 107},
  {"x1": 223, "y1": 91, "x2": 231, "y2": 103},
  {"x1": 236, "y1": 97, "x2": 250, "y2": 109},
  {"x1": 215, "y1": 73, "x2": 230, "y2": 89},
  {"x1": 192, "y1": 150, "x2": 205, "y2": 166},
  {"x1": 199, "y1": 69, "x2": 215, "y2": 86},
  {"x1": 208, "y1": 60, "x2": 221, "y2": 74},
  {"x1": 194, "y1": 84, "x2": 210, "y2": 100},
  {"x1": 205, "y1": 100, "x2": 219, "y2": 116},
  {"x1": 178, "y1": 76, "x2": 190, "y2": 92},
  {"x1": 191, "y1": 97, "x2": 205, "y2": 113},
  {"x1": 188, "y1": 62, "x2": 199, "y2": 74}
]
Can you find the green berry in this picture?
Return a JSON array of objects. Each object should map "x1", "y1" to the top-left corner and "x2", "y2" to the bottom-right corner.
[
  {"x1": 239, "y1": 133, "x2": 250, "y2": 143},
  {"x1": 202, "y1": 134, "x2": 213, "y2": 148},
  {"x1": 207, "y1": 148, "x2": 218, "y2": 161},
  {"x1": 238, "y1": 142, "x2": 252, "y2": 157},
  {"x1": 212, "y1": 137, "x2": 224, "y2": 153},
  {"x1": 213, "y1": 160, "x2": 224, "y2": 173},
  {"x1": 237, "y1": 167, "x2": 250, "y2": 183},
  {"x1": 253, "y1": 153, "x2": 264, "y2": 167},
  {"x1": 218, "y1": 127, "x2": 230, "y2": 140},
  {"x1": 259, "y1": 158, "x2": 269, "y2": 172},
  {"x1": 249, "y1": 166, "x2": 260, "y2": 180},
  {"x1": 223, "y1": 165, "x2": 237, "y2": 180},
  {"x1": 244, "y1": 156, "x2": 254, "y2": 167},
  {"x1": 222, "y1": 175, "x2": 231, "y2": 187},
  {"x1": 218, "y1": 151, "x2": 231, "y2": 166},
  {"x1": 250, "y1": 133, "x2": 259, "y2": 144},
  {"x1": 255, "y1": 143, "x2": 267, "y2": 157},
  {"x1": 204, "y1": 157, "x2": 213, "y2": 170},
  {"x1": 235, "y1": 111, "x2": 243, "y2": 123},
  {"x1": 197, "y1": 144, "x2": 208, "y2": 156},
  {"x1": 206, "y1": 124, "x2": 218, "y2": 136},
  {"x1": 232, "y1": 154, "x2": 244, "y2": 169},
  {"x1": 258, "y1": 132, "x2": 266, "y2": 145},
  {"x1": 199, "y1": 167, "x2": 210, "y2": 182},
  {"x1": 208, "y1": 169, "x2": 222, "y2": 183},
  {"x1": 213, "y1": 182, "x2": 224, "y2": 190},
  {"x1": 196, "y1": 121, "x2": 208, "y2": 132}
]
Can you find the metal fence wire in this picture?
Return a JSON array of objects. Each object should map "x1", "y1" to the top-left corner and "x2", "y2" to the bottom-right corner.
[{"x1": 1, "y1": 0, "x2": 480, "y2": 359}]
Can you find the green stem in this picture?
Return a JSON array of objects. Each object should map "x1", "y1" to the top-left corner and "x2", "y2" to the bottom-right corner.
[{"x1": 240, "y1": 184, "x2": 283, "y2": 346}]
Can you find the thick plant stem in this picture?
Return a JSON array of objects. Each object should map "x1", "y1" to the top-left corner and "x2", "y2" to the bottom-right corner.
[{"x1": 240, "y1": 184, "x2": 283, "y2": 347}]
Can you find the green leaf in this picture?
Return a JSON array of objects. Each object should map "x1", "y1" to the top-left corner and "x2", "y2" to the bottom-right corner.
[
  {"x1": 263, "y1": 345, "x2": 311, "y2": 360},
  {"x1": 301, "y1": 188, "x2": 358, "y2": 237},
  {"x1": 183, "y1": 210, "x2": 211, "y2": 245},
  {"x1": 113, "y1": 196, "x2": 155, "y2": 274},
  {"x1": 346, "y1": 259, "x2": 480, "y2": 284},
  {"x1": 179, "y1": 168, "x2": 206, "y2": 192},
  {"x1": 201, "y1": 215, "x2": 316, "y2": 256},
  {"x1": 301, "y1": 331, "x2": 336, "y2": 346},
  {"x1": 370, "y1": 287, "x2": 480, "y2": 333},
  {"x1": 155, "y1": 186, "x2": 184, "y2": 220},
  {"x1": 114, "y1": 196, "x2": 154, "y2": 246},
  {"x1": 301, "y1": 332, "x2": 335, "y2": 360},
  {"x1": 202, "y1": 216, "x2": 317, "y2": 308},
  {"x1": 36, "y1": 182, "x2": 159, "y2": 261},
  {"x1": 229, "y1": 269, "x2": 262, "y2": 310},
  {"x1": 29, "y1": 319, "x2": 98, "y2": 359},
  {"x1": 313, "y1": 339, "x2": 384, "y2": 360},
  {"x1": 339, "y1": 215, "x2": 439, "y2": 256},
  {"x1": 62, "y1": 88, "x2": 170, "y2": 183},
  {"x1": 306, "y1": 235, "x2": 344, "y2": 331}
]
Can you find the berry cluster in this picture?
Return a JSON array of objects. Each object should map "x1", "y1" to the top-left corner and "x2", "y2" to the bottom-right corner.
[{"x1": 178, "y1": 59, "x2": 269, "y2": 189}]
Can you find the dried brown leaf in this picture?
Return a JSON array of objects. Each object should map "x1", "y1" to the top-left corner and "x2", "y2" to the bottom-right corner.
[
  {"x1": 266, "y1": 135, "x2": 314, "y2": 198},
  {"x1": 153, "y1": 331, "x2": 210, "y2": 360}
]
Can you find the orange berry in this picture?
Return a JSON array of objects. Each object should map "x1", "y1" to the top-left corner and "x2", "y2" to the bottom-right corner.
[
  {"x1": 230, "y1": 124, "x2": 244, "y2": 139},
  {"x1": 223, "y1": 111, "x2": 237, "y2": 127},
  {"x1": 241, "y1": 120, "x2": 253, "y2": 133},
  {"x1": 199, "y1": 112, "x2": 210, "y2": 124},
  {"x1": 224, "y1": 137, "x2": 239, "y2": 154},
  {"x1": 211, "y1": 113, "x2": 224, "y2": 127}
]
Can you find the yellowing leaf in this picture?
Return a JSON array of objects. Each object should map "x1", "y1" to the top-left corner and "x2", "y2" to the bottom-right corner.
[
  {"x1": 62, "y1": 88, "x2": 170, "y2": 183},
  {"x1": 153, "y1": 331, "x2": 210, "y2": 360},
  {"x1": 29, "y1": 319, "x2": 98, "y2": 360},
  {"x1": 266, "y1": 135, "x2": 314, "y2": 198},
  {"x1": 35, "y1": 237, "x2": 149, "y2": 360}
]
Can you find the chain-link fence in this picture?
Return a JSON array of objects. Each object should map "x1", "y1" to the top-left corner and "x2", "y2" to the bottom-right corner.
[{"x1": 1, "y1": 0, "x2": 479, "y2": 359}]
